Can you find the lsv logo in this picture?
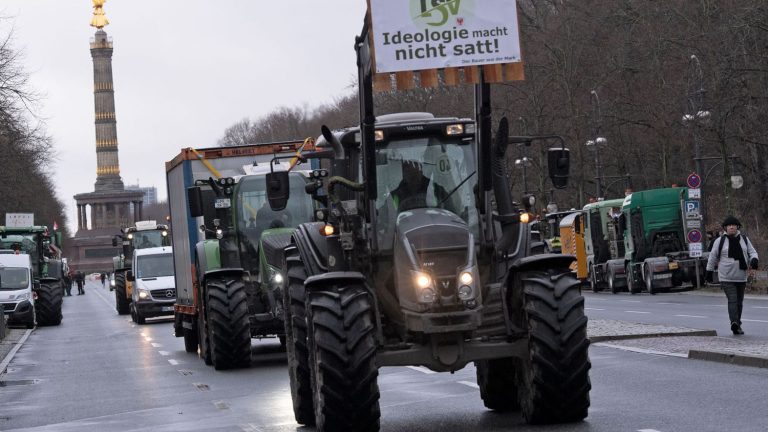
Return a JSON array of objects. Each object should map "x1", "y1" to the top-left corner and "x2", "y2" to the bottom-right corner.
[
  {"x1": 414, "y1": 0, "x2": 462, "y2": 27},
  {"x1": 441, "y1": 280, "x2": 451, "y2": 289}
]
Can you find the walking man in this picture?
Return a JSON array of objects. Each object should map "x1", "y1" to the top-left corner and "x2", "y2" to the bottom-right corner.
[
  {"x1": 76, "y1": 271, "x2": 85, "y2": 295},
  {"x1": 706, "y1": 216, "x2": 759, "y2": 335}
]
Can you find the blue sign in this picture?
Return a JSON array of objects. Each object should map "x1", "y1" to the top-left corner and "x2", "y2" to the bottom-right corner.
[{"x1": 684, "y1": 200, "x2": 700, "y2": 214}]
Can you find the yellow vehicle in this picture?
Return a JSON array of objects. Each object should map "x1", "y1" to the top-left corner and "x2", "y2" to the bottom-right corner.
[{"x1": 559, "y1": 211, "x2": 587, "y2": 280}]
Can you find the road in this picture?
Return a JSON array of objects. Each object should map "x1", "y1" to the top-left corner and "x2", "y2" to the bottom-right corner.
[
  {"x1": 1, "y1": 281, "x2": 768, "y2": 431},
  {"x1": 584, "y1": 289, "x2": 768, "y2": 341}
]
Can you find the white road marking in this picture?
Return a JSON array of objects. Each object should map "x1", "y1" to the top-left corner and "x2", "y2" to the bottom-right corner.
[
  {"x1": 595, "y1": 342, "x2": 687, "y2": 358},
  {"x1": 742, "y1": 318, "x2": 768, "y2": 323},
  {"x1": 674, "y1": 314, "x2": 706, "y2": 318},
  {"x1": 406, "y1": 366, "x2": 436, "y2": 374},
  {"x1": 624, "y1": 310, "x2": 651, "y2": 314},
  {"x1": 158, "y1": 351, "x2": 170, "y2": 356},
  {"x1": 619, "y1": 300, "x2": 642, "y2": 303},
  {"x1": 585, "y1": 307, "x2": 605, "y2": 311},
  {"x1": 752, "y1": 306, "x2": 768, "y2": 309},
  {"x1": 151, "y1": 343, "x2": 162, "y2": 348},
  {"x1": 656, "y1": 302, "x2": 679, "y2": 305},
  {"x1": 638, "y1": 429, "x2": 664, "y2": 432},
  {"x1": 457, "y1": 381, "x2": 479, "y2": 389},
  {"x1": 168, "y1": 359, "x2": 179, "y2": 365}
]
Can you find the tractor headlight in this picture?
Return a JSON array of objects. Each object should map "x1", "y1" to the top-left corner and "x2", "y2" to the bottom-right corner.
[
  {"x1": 411, "y1": 270, "x2": 436, "y2": 303},
  {"x1": 446, "y1": 124, "x2": 464, "y2": 135},
  {"x1": 519, "y1": 213, "x2": 531, "y2": 224},
  {"x1": 272, "y1": 272, "x2": 284, "y2": 285},
  {"x1": 458, "y1": 285, "x2": 473, "y2": 300},
  {"x1": 216, "y1": 228, "x2": 224, "y2": 239},
  {"x1": 138, "y1": 289, "x2": 150, "y2": 300},
  {"x1": 459, "y1": 271, "x2": 473, "y2": 286}
]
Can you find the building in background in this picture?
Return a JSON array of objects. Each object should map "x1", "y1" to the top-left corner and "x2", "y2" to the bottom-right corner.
[{"x1": 126, "y1": 184, "x2": 158, "y2": 206}]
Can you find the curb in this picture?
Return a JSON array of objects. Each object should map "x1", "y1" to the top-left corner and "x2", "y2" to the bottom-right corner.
[
  {"x1": 688, "y1": 349, "x2": 768, "y2": 369},
  {"x1": 0, "y1": 329, "x2": 32, "y2": 376},
  {"x1": 589, "y1": 329, "x2": 717, "y2": 343}
]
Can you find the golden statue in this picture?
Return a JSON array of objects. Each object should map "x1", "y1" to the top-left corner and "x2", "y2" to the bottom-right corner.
[{"x1": 90, "y1": 0, "x2": 110, "y2": 29}]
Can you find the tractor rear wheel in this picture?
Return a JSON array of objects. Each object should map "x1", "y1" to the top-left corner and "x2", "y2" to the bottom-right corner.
[
  {"x1": 114, "y1": 272, "x2": 130, "y2": 315},
  {"x1": 205, "y1": 276, "x2": 251, "y2": 370},
  {"x1": 35, "y1": 281, "x2": 63, "y2": 326},
  {"x1": 517, "y1": 269, "x2": 591, "y2": 424},
  {"x1": 307, "y1": 285, "x2": 380, "y2": 431},
  {"x1": 283, "y1": 247, "x2": 314, "y2": 425},
  {"x1": 476, "y1": 357, "x2": 520, "y2": 411}
]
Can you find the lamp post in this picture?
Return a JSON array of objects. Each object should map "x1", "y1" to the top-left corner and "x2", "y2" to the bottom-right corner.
[
  {"x1": 683, "y1": 55, "x2": 711, "y2": 227},
  {"x1": 586, "y1": 90, "x2": 607, "y2": 199},
  {"x1": 514, "y1": 156, "x2": 531, "y2": 194}
]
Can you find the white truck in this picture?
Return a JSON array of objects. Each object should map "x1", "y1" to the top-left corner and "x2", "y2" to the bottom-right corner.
[
  {"x1": 126, "y1": 246, "x2": 176, "y2": 324},
  {"x1": 0, "y1": 252, "x2": 36, "y2": 328}
]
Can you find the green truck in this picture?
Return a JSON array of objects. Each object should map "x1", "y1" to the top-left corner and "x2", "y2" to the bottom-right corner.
[{"x1": 622, "y1": 187, "x2": 707, "y2": 294}]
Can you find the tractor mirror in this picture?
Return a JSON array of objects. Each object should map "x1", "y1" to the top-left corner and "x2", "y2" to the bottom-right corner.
[
  {"x1": 548, "y1": 148, "x2": 570, "y2": 189},
  {"x1": 126, "y1": 270, "x2": 134, "y2": 282},
  {"x1": 266, "y1": 171, "x2": 290, "y2": 211},
  {"x1": 187, "y1": 187, "x2": 204, "y2": 218}
]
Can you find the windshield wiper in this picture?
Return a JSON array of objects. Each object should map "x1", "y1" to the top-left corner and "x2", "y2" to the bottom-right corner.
[{"x1": 438, "y1": 171, "x2": 476, "y2": 207}]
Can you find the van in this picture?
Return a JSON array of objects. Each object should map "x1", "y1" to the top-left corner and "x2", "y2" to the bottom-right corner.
[
  {"x1": 0, "y1": 252, "x2": 35, "y2": 328},
  {"x1": 126, "y1": 246, "x2": 176, "y2": 324}
]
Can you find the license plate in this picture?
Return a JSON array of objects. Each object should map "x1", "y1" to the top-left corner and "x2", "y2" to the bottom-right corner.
[
  {"x1": 653, "y1": 273, "x2": 672, "y2": 280},
  {"x1": 215, "y1": 198, "x2": 231, "y2": 209},
  {"x1": 162, "y1": 306, "x2": 174, "y2": 312}
]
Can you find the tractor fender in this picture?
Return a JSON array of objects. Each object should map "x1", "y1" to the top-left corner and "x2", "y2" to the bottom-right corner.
[
  {"x1": 195, "y1": 240, "x2": 222, "y2": 276},
  {"x1": 509, "y1": 253, "x2": 576, "y2": 274},
  {"x1": 292, "y1": 222, "x2": 329, "y2": 276},
  {"x1": 304, "y1": 271, "x2": 367, "y2": 292},
  {"x1": 202, "y1": 268, "x2": 247, "y2": 285}
]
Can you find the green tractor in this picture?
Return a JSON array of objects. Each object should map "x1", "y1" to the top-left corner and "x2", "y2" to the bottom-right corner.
[
  {"x1": 266, "y1": 23, "x2": 590, "y2": 431},
  {"x1": 112, "y1": 221, "x2": 171, "y2": 314},
  {"x1": 0, "y1": 225, "x2": 65, "y2": 326},
  {"x1": 182, "y1": 167, "x2": 323, "y2": 370}
]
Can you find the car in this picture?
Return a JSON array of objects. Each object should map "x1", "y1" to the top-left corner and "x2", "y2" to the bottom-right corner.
[
  {"x1": 0, "y1": 253, "x2": 36, "y2": 329},
  {"x1": 126, "y1": 246, "x2": 176, "y2": 324}
]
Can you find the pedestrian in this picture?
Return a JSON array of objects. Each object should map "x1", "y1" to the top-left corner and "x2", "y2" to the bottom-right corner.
[
  {"x1": 76, "y1": 271, "x2": 85, "y2": 295},
  {"x1": 64, "y1": 270, "x2": 73, "y2": 296},
  {"x1": 100, "y1": 272, "x2": 106, "y2": 287},
  {"x1": 706, "y1": 216, "x2": 759, "y2": 335}
]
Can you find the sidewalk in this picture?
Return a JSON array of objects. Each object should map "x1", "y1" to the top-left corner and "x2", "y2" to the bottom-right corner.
[{"x1": 0, "y1": 327, "x2": 31, "y2": 377}]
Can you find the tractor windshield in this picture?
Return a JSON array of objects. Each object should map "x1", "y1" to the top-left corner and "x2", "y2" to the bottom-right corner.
[
  {"x1": 0, "y1": 234, "x2": 38, "y2": 256},
  {"x1": 132, "y1": 230, "x2": 169, "y2": 250},
  {"x1": 375, "y1": 135, "x2": 479, "y2": 248},
  {"x1": 236, "y1": 172, "x2": 314, "y2": 239}
]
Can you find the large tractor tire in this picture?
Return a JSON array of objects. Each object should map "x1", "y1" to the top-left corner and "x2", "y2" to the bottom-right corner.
[
  {"x1": 517, "y1": 269, "x2": 591, "y2": 424},
  {"x1": 114, "y1": 272, "x2": 131, "y2": 315},
  {"x1": 205, "y1": 276, "x2": 251, "y2": 370},
  {"x1": 476, "y1": 357, "x2": 520, "y2": 411},
  {"x1": 282, "y1": 247, "x2": 315, "y2": 425},
  {"x1": 307, "y1": 285, "x2": 380, "y2": 431},
  {"x1": 35, "y1": 281, "x2": 63, "y2": 326}
]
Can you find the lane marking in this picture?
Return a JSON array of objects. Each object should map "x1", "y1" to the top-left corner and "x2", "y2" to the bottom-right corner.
[
  {"x1": 656, "y1": 302, "x2": 679, "y2": 305},
  {"x1": 92, "y1": 286, "x2": 115, "y2": 309},
  {"x1": 158, "y1": 351, "x2": 170, "y2": 356},
  {"x1": 585, "y1": 307, "x2": 605, "y2": 311},
  {"x1": 638, "y1": 429, "x2": 663, "y2": 432},
  {"x1": 619, "y1": 300, "x2": 642, "y2": 303},
  {"x1": 457, "y1": 381, "x2": 479, "y2": 389},
  {"x1": 144, "y1": 337, "x2": 153, "y2": 342},
  {"x1": 595, "y1": 342, "x2": 687, "y2": 358},
  {"x1": 151, "y1": 343, "x2": 162, "y2": 348},
  {"x1": 168, "y1": 359, "x2": 179, "y2": 365},
  {"x1": 752, "y1": 306, "x2": 768, "y2": 309},
  {"x1": 742, "y1": 318, "x2": 768, "y2": 323},
  {"x1": 674, "y1": 314, "x2": 706, "y2": 318},
  {"x1": 624, "y1": 310, "x2": 651, "y2": 314},
  {"x1": 406, "y1": 366, "x2": 436, "y2": 374}
]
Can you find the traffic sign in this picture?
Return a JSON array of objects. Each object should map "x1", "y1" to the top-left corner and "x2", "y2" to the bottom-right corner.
[
  {"x1": 686, "y1": 219, "x2": 702, "y2": 229},
  {"x1": 687, "y1": 173, "x2": 702, "y2": 189},
  {"x1": 689, "y1": 242, "x2": 703, "y2": 257},
  {"x1": 687, "y1": 229, "x2": 703, "y2": 243},
  {"x1": 684, "y1": 200, "x2": 700, "y2": 217},
  {"x1": 688, "y1": 188, "x2": 701, "y2": 199}
]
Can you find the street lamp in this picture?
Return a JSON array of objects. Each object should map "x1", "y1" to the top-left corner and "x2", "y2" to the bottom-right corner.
[
  {"x1": 587, "y1": 90, "x2": 607, "y2": 199},
  {"x1": 514, "y1": 156, "x2": 532, "y2": 194}
]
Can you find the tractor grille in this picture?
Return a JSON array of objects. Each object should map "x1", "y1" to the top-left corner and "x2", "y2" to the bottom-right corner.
[{"x1": 418, "y1": 250, "x2": 466, "y2": 296}]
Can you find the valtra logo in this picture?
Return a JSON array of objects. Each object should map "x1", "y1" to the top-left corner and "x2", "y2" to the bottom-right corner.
[{"x1": 411, "y1": 0, "x2": 473, "y2": 27}]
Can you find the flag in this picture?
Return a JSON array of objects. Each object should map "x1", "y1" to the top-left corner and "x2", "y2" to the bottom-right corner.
[{"x1": 53, "y1": 220, "x2": 59, "y2": 231}]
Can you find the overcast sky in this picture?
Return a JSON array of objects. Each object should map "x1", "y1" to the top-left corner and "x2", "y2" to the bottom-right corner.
[{"x1": 2, "y1": 1, "x2": 367, "y2": 233}]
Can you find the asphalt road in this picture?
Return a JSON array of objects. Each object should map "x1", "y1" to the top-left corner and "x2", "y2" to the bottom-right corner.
[
  {"x1": 584, "y1": 289, "x2": 768, "y2": 341},
  {"x1": 2, "y1": 281, "x2": 768, "y2": 431}
]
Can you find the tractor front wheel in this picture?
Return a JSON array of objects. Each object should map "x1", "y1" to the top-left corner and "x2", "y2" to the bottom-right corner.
[
  {"x1": 307, "y1": 285, "x2": 380, "y2": 431},
  {"x1": 35, "y1": 281, "x2": 63, "y2": 326},
  {"x1": 114, "y1": 272, "x2": 130, "y2": 315},
  {"x1": 205, "y1": 276, "x2": 251, "y2": 370},
  {"x1": 517, "y1": 269, "x2": 591, "y2": 424}
]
